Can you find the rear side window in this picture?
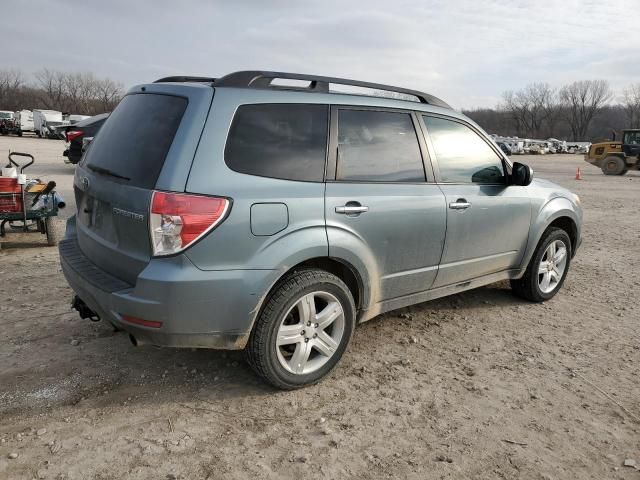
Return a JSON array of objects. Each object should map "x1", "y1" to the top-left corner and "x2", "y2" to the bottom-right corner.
[
  {"x1": 336, "y1": 110, "x2": 425, "y2": 182},
  {"x1": 84, "y1": 94, "x2": 187, "y2": 189},
  {"x1": 225, "y1": 104, "x2": 328, "y2": 182},
  {"x1": 423, "y1": 116, "x2": 505, "y2": 184}
]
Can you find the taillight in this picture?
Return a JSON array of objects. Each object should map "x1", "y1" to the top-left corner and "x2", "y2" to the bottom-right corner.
[
  {"x1": 150, "y1": 191, "x2": 230, "y2": 256},
  {"x1": 66, "y1": 130, "x2": 84, "y2": 142}
]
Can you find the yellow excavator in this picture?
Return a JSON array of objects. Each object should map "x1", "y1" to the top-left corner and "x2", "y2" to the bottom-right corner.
[{"x1": 584, "y1": 129, "x2": 640, "y2": 175}]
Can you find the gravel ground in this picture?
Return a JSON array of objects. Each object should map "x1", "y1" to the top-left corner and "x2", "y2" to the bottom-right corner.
[{"x1": 0, "y1": 135, "x2": 639, "y2": 479}]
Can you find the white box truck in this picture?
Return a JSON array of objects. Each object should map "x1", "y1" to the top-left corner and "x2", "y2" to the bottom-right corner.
[{"x1": 33, "y1": 109, "x2": 64, "y2": 139}]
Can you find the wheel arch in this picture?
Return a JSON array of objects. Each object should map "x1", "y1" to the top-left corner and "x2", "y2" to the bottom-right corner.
[
  {"x1": 519, "y1": 198, "x2": 581, "y2": 274},
  {"x1": 547, "y1": 216, "x2": 578, "y2": 255},
  {"x1": 248, "y1": 255, "x2": 368, "y2": 336}
]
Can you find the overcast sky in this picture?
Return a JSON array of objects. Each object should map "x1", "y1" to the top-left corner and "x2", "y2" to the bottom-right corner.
[{"x1": 4, "y1": 0, "x2": 640, "y2": 109}]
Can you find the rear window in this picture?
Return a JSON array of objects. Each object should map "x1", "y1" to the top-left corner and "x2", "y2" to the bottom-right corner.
[
  {"x1": 84, "y1": 94, "x2": 187, "y2": 188},
  {"x1": 224, "y1": 104, "x2": 328, "y2": 182}
]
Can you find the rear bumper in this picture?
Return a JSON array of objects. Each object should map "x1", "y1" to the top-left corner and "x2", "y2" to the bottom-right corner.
[{"x1": 59, "y1": 233, "x2": 277, "y2": 350}]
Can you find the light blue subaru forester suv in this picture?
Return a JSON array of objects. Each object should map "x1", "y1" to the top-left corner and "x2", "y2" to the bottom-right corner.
[{"x1": 59, "y1": 71, "x2": 582, "y2": 389}]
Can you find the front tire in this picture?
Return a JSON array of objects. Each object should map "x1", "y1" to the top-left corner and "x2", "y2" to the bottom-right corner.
[
  {"x1": 601, "y1": 156, "x2": 627, "y2": 175},
  {"x1": 246, "y1": 269, "x2": 356, "y2": 390},
  {"x1": 511, "y1": 227, "x2": 572, "y2": 302}
]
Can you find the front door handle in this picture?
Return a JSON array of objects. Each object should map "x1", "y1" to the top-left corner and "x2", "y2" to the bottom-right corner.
[
  {"x1": 335, "y1": 204, "x2": 369, "y2": 215},
  {"x1": 449, "y1": 199, "x2": 471, "y2": 210}
]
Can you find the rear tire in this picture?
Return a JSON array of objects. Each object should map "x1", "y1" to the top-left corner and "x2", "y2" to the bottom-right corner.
[
  {"x1": 511, "y1": 227, "x2": 572, "y2": 302},
  {"x1": 45, "y1": 217, "x2": 63, "y2": 246},
  {"x1": 245, "y1": 269, "x2": 356, "y2": 390},
  {"x1": 601, "y1": 156, "x2": 627, "y2": 175}
]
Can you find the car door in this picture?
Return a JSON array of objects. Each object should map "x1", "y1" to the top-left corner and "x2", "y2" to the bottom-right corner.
[
  {"x1": 420, "y1": 114, "x2": 532, "y2": 288},
  {"x1": 325, "y1": 107, "x2": 447, "y2": 303}
]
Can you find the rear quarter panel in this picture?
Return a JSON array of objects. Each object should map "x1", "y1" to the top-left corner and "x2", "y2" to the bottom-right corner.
[{"x1": 183, "y1": 89, "x2": 328, "y2": 272}]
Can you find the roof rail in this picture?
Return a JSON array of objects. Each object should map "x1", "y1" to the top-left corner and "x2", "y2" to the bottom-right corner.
[
  {"x1": 154, "y1": 76, "x2": 217, "y2": 84},
  {"x1": 213, "y1": 71, "x2": 451, "y2": 109}
]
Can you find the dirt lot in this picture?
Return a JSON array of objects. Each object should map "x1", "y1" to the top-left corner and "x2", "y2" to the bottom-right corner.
[{"x1": 0, "y1": 135, "x2": 638, "y2": 480}]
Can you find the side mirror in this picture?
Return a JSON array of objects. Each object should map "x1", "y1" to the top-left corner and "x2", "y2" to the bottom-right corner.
[{"x1": 511, "y1": 162, "x2": 533, "y2": 186}]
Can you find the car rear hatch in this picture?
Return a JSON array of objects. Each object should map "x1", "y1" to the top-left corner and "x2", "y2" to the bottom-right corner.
[{"x1": 73, "y1": 83, "x2": 214, "y2": 285}]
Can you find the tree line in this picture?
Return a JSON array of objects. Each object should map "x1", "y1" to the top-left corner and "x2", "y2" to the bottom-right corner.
[
  {"x1": 464, "y1": 80, "x2": 640, "y2": 142},
  {"x1": 0, "y1": 68, "x2": 123, "y2": 116},
  {"x1": 3, "y1": 68, "x2": 639, "y2": 142}
]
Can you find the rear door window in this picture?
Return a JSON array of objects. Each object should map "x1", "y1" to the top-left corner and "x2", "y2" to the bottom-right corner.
[
  {"x1": 423, "y1": 115, "x2": 505, "y2": 184},
  {"x1": 225, "y1": 104, "x2": 328, "y2": 182},
  {"x1": 336, "y1": 109, "x2": 425, "y2": 182},
  {"x1": 83, "y1": 93, "x2": 188, "y2": 189}
]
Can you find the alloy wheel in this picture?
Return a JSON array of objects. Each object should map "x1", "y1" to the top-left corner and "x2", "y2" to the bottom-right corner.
[
  {"x1": 275, "y1": 291, "x2": 345, "y2": 375},
  {"x1": 537, "y1": 239, "x2": 568, "y2": 294}
]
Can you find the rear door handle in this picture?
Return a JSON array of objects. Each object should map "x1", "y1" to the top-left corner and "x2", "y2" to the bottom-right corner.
[
  {"x1": 335, "y1": 205, "x2": 369, "y2": 214},
  {"x1": 449, "y1": 199, "x2": 471, "y2": 210}
]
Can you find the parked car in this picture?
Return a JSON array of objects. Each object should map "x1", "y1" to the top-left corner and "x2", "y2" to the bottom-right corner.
[
  {"x1": 60, "y1": 113, "x2": 109, "y2": 164},
  {"x1": 496, "y1": 141, "x2": 512, "y2": 156},
  {"x1": 0, "y1": 110, "x2": 16, "y2": 135},
  {"x1": 59, "y1": 71, "x2": 583, "y2": 389},
  {"x1": 567, "y1": 142, "x2": 591, "y2": 154},
  {"x1": 68, "y1": 114, "x2": 90, "y2": 124},
  {"x1": 548, "y1": 138, "x2": 567, "y2": 154},
  {"x1": 529, "y1": 143, "x2": 544, "y2": 154}
]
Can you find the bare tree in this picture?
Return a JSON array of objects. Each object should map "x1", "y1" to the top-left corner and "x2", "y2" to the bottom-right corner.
[
  {"x1": 464, "y1": 107, "x2": 513, "y2": 136},
  {"x1": 0, "y1": 69, "x2": 26, "y2": 110},
  {"x1": 35, "y1": 69, "x2": 67, "y2": 110},
  {"x1": 31, "y1": 69, "x2": 123, "y2": 114},
  {"x1": 502, "y1": 83, "x2": 558, "y2": 138},
  {"x1": 62, "y1": 72, "x2": 82, "y2": 112},
  {"x1": 95, "y1": 77, "x2": 123, "y2": 111},
  {"x1": 559, "y1": 80, "x2": 612, "y2": 140},
  {"x1": 622, "y1": 83, "x2": 640, "y2": 128},
  {"x1": 66, "y1": 72, "x2": 97, "y2": 113},
  {"x1": 540, "y1": 86, "x2": 562, "y2": 138},
  {"x1": 502, "y1": 91, "x2": 526, "y2": 136}
]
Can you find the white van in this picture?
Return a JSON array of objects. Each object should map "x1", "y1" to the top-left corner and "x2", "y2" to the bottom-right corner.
[
  {"x1": 14, "y1": 110, "x2": 35, "y2": 135},
  {"x1": 33, "y1": 109, "x2": 64, "y2": 138}
]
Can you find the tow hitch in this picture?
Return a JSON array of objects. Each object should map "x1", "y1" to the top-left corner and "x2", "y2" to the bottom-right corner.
[{"x1": 71, "y1": 295, "x2": 100, "y2": 322}]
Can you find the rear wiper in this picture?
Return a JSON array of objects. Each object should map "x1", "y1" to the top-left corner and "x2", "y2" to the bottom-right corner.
[{"x1": 87, "y1": 164, "x2": 131, "y2": 181}]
